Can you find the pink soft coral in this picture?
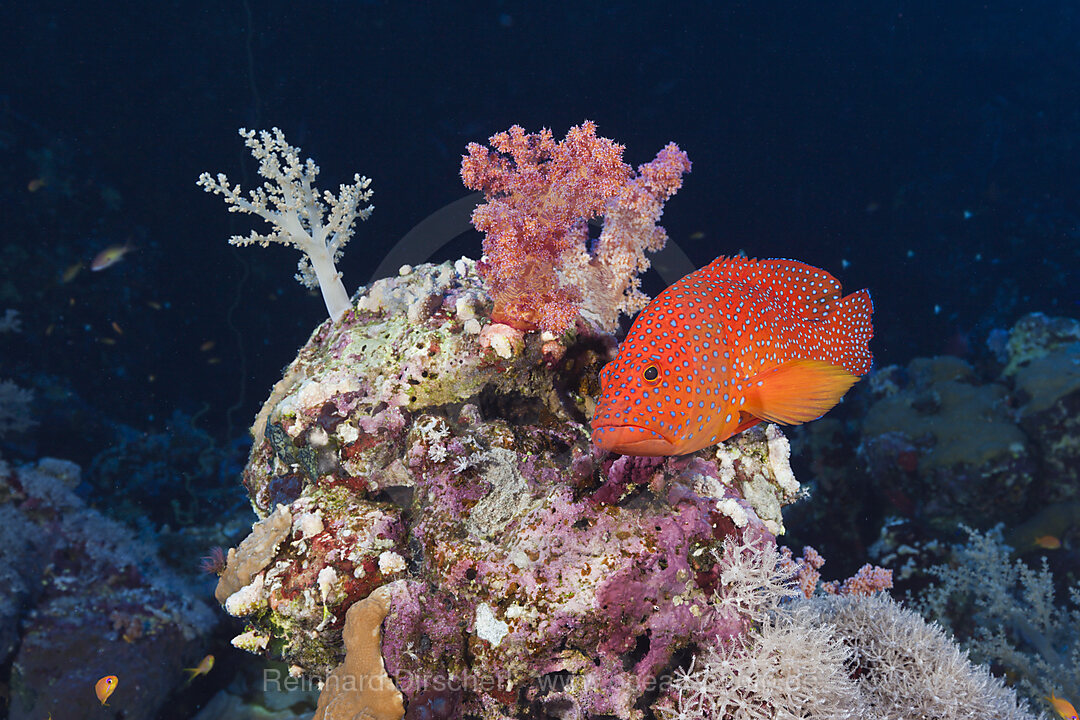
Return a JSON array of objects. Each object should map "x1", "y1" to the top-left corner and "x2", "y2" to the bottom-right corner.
[{"x1": 462, "y1": 121, "x2": 689, "y2": 333}]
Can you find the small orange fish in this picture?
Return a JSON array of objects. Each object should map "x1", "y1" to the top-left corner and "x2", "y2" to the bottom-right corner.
[
  {"x1": 90, "y1": 242, "x2": 135, "y2": 272},
  {"x1": 184, "y1": 654, "x2": 214, "y2": 682},
  {"x1": 27, "y1": 177, "x2": 47, "y2": 192},
  {"x1": 593, "y1": 256, "x2": 873, "y2": 455},
  {"x1": 1048, "y1": 693, "x2": 1079, "y2": 720},
  {"x1": 199, "y1": 340, "x2": 216, "y2": 352},
  {"x1": 1034, "y1": 535, "x2": 1062, "y2": 550},
  {"x1": 95, "y1": 675, "x2": 118, "y2": 705}
]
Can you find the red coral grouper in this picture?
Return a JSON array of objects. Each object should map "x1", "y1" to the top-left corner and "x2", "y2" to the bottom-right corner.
[{"x1": 592, "y1": 256, "x2": 873, "y2": 456}]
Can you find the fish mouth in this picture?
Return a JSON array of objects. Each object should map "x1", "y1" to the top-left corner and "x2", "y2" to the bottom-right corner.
[{"x1": 591, "y1": 424, "x2": 677, "y2": 456}]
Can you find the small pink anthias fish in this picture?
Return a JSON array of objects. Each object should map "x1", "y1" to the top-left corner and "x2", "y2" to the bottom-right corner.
[
  {"x1": 90, "y1": 241, "x2": 135, "y2": 271},
  {"x1": 592, "y1": 256, "x2": 873, "y2": 456}
]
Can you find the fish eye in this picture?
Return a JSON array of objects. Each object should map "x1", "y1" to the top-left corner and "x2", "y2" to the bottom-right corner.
[{"x1": 642, "y1": 364, "x2": 659, "y2": 383}]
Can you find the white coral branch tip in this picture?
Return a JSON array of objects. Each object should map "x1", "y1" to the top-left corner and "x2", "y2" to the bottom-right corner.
[{"x1": 198, "y1": 128, "x2": 374, "y2": 322}]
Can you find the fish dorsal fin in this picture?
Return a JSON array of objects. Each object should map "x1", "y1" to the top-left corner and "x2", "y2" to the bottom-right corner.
[
  {"x1": 704, "y1": 257, "x2": 844, "y2": 321},
  {"x1": 742, "y1": 359, "x2": 860, "y2": 425}
]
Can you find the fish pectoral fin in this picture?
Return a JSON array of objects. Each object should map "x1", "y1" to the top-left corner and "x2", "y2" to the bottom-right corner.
[{"x1": 743, "y1": 359, "x2": 860, "y2": 425}]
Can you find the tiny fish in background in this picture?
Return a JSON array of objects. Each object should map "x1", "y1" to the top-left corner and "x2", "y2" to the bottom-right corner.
[
  {"x1": 95, "y1": 674, "x2": 118, "y2": 705},
  {"x1": 1048, "y1": 693, "x2": 1079, "y2": 720},
  {"x1": 184, "y1": 654, "x2": 214, "y2": 683},
  {"x1": 60, "y1": 261, "x2": 84, "y2": 283},
  {"x1": 593, "y1": 256, "x2": 873, "y2": 456},
  {"x1": 90, "y1": 241, "x2": 135, "y2": 271},
  {"x1": 1033, "y1": 534, "x2": 1062, "y2": 550}
]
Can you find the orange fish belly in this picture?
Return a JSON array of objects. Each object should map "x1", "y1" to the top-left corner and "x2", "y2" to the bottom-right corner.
[{"x1": 592, "y1": 256, "x2": 873, "y2": 456}]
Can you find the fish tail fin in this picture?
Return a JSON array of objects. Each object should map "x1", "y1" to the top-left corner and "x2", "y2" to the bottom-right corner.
[
  {"x1": 744, "y1": 359, "x2": 860, "y2": 425},
  {"x1": 822, "y1": 288, "x2": 874, "y2": 376}
]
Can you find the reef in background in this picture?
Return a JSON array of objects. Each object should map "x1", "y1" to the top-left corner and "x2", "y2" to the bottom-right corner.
[{"x1": 0, "y1": 458, "x2": 215, "y2": 720}]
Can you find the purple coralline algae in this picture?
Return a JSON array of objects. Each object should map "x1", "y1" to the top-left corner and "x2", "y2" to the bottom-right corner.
[{"x1": 216, "y1": 258, "x2": 804, "y2": 719}]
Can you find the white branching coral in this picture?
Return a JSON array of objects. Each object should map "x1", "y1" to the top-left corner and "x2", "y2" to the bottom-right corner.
[
  {"x1": 664, "y1": 537, "x2": 855, "y2": 720},
  {"x1": 913, "y1": 525, "x2": 1080, "y2": 706},
  {"x1": 666, "y1": 610, "x2": 860, "y2": 720},
  {"x1": 661, "y1": 532, "x2": 1036, "y2": 720},
  {"x1": 665, "y1": 552, "x2": 1036, "y2": 720},
  {"x1": 198, "y1": 128, "x2": 374, "y2": 322}
]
